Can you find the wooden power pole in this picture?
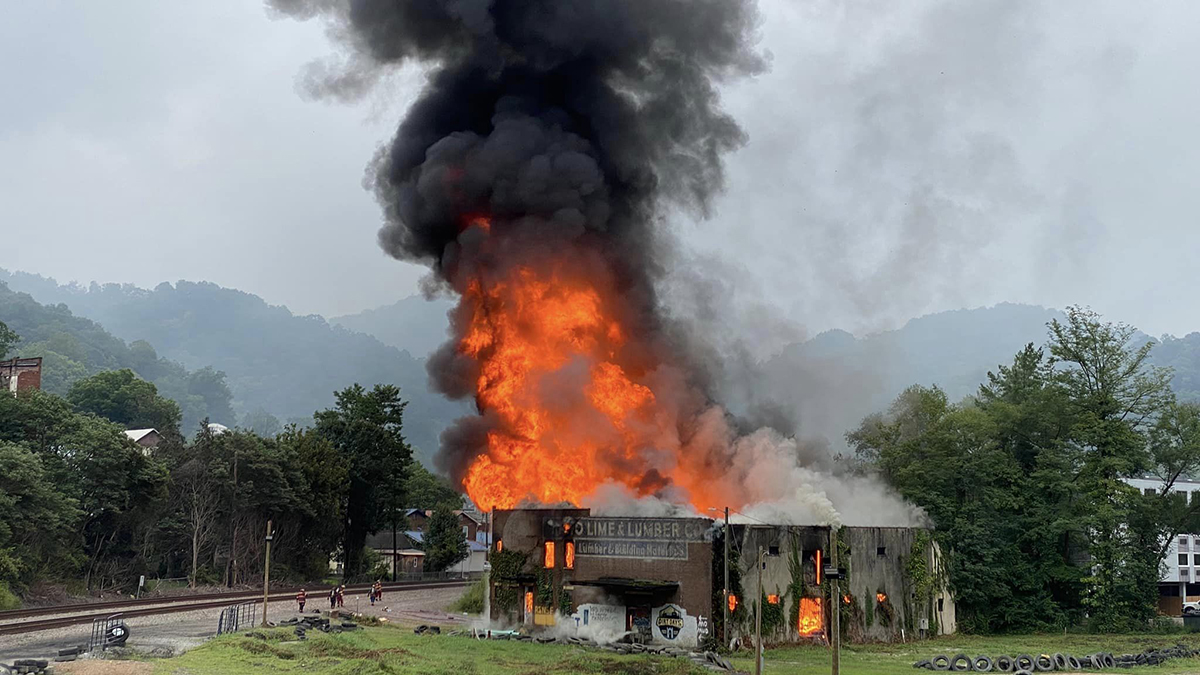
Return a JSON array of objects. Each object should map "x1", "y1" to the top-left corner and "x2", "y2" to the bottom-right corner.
[
  {"x1": 830, "y1": 526, "x2": 840, "y2": 675},
  {"x1": 261, "y1": 520, "x2": 273, "y2": 627},
  {"x1": 723, "y1": 506, "x2": 730, "y2": 649},
  {"x1": 754, "y1": 545, "x2": 764, "y2": 675}
]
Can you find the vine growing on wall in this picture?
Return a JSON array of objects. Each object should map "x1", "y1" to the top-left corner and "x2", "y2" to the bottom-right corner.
[
  {"x1": 761, "y1": 589, "x2": 786, "y2": 636},
  {"x1": 904, "y1": 531, "x2": 944, "y2": 636},
  {"x1": 876, "y1": 586, "x2": 895, "y2": 628},
  {"x1": 786, "y1": 535, "x2": 805, "y2": 634},
  {"x1": 490, "y1": 549, "x2": 528, "y2": 613}
]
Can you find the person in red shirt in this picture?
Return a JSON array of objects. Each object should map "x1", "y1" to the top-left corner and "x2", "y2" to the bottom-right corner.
[
  {"x1": 296, "y1": 588, "x2": 306, "y2": 612},
  {"x1": 336, "y1": 585, "x2": 345, "y2": 608}
]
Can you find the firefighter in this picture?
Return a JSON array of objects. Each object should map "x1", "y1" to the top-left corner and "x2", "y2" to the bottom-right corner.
[
  {"x1": 336, "y1": 584, "x2": 345, "y2": 608},
  {"x1": 373, "y1": 580, "x2": 383, "y2": 606},
  {"x1": 297, "y1": 588, "x2": 306, "y2": 612}
]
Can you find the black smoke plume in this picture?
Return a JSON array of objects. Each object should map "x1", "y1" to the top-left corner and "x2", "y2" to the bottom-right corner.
[{"x1": 271, "y1": 0, "x2": 765, "y2": 484}]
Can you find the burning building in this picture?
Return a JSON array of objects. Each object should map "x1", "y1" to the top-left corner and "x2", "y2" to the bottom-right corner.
[
  {"x1": 488, "y1": 509, "x2": 954, "y2": 647},
  {"x1": 734, "y1": 525, "x2": 956, "y2": 644},
  {"x1": 490, "y1": 509, "x2": 716, "y2": 647},
  {"x1": 277, "y1": 2, "x2": 950, "y2": 642}
]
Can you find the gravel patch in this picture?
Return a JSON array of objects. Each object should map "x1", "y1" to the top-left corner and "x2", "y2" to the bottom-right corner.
[{"x1": 0, "y1": 586, "x2": 465, "y2": 665}]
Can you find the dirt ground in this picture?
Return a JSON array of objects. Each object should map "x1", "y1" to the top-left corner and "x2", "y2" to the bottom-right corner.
[{"x1": 57, "y1": 662, "x2": 154, "y2": 675}]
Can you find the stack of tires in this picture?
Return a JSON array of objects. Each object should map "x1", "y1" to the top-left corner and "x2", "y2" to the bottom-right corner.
[{"x1": 913, "y1": 649, "x2": 1179, "y2": 671}]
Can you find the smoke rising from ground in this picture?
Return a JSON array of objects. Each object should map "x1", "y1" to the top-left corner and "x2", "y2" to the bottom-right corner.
[{"x1": 273, "y1": 0, "x2": 921, "y2": 525}]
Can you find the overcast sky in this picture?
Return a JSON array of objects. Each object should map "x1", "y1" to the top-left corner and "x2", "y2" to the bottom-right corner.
[{"x1": 3, "y1": 1, "x2": 1199, "y2": 341}]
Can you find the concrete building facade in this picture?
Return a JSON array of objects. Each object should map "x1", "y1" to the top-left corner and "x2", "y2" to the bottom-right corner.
[{"x1": 733, "y1": 525, "x2": 955, "y2": 643}]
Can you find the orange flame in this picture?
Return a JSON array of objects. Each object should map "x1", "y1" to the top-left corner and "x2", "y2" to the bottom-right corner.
[
  {"x1": 565, "y1": 541, "x2": 575, "y2": 570},
  {"x1": 456, "y1": 249, "x2": 738, "y2": 511},
  {"x1": 798, "y1": 597, "x2": 823, "y2": 637},
  {"x1": 876, "y1": 592, "x2": 888, "y2": 604},
  {"x1": 815, "y1": 549, "x2": 822, "y2": 585},
  {"x1": 544, "y1": 541, "x2": 555, "y2": 569},
  {"x1": 524, "y1": 591, "x2": 534, "y2": 616},
  {"x1": 767, "y1": 594, "x2": 780, "y2": 605},
  {"x1": 842, "y1": 595, "x2": 851, "y2": 605},
  {"x1": 728, "y1": 594, "x2": 738, "y2": 612}
]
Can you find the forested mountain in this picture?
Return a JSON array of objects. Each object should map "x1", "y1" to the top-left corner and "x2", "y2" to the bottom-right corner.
[
  {"x1": 9, "y1": 263, "x2": 1200, "y2": 462},
  {"x1": 0, "y1": 270, "x2": 466, "y2": 461},
  {"x1": 330, "y1": 294, "x2": 455, "y2": 359},
  {"x1": 0, "y1": 281, "x2": 233, "y2": 432}
]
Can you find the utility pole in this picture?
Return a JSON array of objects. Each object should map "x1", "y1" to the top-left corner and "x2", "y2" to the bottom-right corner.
[
  {"x1": 754, "y1": 546, "x2": 764, "y2": 675},
  {"x1": 261, "y1": 520, "x2": 273, "y2": 627},
  {"x1": 830, "y1": 526, "x2": 840, "y2": 675},
  {"x1": 723, "y1": 506, "x2": 730, "y2": 649}
]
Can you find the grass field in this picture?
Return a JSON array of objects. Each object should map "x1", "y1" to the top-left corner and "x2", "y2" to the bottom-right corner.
[{"x1": 146, "y1": 625, "x2": 1200, "y2": 675}]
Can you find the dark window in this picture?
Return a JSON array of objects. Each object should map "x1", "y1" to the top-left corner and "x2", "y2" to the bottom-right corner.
[
  {"x1": 1193, "y1": 554, "x2": 1200, "y2": 566},
  {"x1": 1179, "y1": 554, "x2": 1188, "y2": 566},
  {"x1": 877, "y1": 546, "x2": 887, "y2": 557},
  {"x1": 1185, "y1": 569, "x2": 1192, "y2": 582},
  {"x1": 1182, "y1": 536, "x2": 1191, "y2": 550},
  {"x1": 1145, "y1": 488, "x2": 1157, "y2": 496},
  {"x1": 768, "y1": 545, "x2": 780, "y2": 556},
  {"x1": 937, "y1": 598, "x2": 944, "y2": 612}
]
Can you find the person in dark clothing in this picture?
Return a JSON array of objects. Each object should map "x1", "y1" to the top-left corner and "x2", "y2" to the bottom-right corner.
[{"x1": 329, "y1": 587, "x2": 337, "y2": 609}]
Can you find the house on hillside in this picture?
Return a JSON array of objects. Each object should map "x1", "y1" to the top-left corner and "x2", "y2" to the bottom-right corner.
[
  {"x1": 406, "y1": 508, "x2": 484, "y2": 542},
  {"x1": 124, "y1": 428, "x2": 162, "y2": 453}
]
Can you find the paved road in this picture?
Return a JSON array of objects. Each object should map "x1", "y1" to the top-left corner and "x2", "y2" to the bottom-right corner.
[{"x1": 0, "y1": 585, "x2": 468, "y2": 664}]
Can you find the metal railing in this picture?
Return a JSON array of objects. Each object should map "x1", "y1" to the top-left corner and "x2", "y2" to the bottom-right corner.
[
  {"x1": 88, "y1": 614, "x2": 130, "y2": 653},
  {"x1": 217, "y1": 602, "x2": 258, "y2": 635}
]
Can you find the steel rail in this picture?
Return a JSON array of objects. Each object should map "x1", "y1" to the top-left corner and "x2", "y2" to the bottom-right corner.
[{"x1": 0, "y1": 580, "x2": 469, "y2": 636}]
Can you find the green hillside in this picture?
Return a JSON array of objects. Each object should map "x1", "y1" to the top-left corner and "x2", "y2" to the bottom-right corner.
[
  {"x1": 0, "y1": 281, "x2": 232, "y2": 432},
  {"x1": 0, "y1": 270, "x2": 466, "y2": 462}
]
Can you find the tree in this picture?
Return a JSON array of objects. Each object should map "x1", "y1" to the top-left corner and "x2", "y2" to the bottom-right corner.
[
  {"x1": 423, "y1": 505, "x2": 468, "y2": 573},
  {"x1": 0, "y1": 320, "x2": 16, "y2": 359},
  {"x1": 173, "y1": 455, "x2": 223, "y2": 588},
  {"x1": 68, "y1": 369, "x2": 182, "y2": 433},
  {"x1": 1047, "y1": 306, "x2": 1174, "y2": 631},
  {"x1": 242, "y1": 408, "x2": 283, "y2": 437},
  {"x1": 0, "y1": 441, "x2": 78, "y2": 590},
  {"x1": 404, "y1": 462, "x2": 462, "y2": 510},
  {"x1": 314, "y1": 384, "x2": 412, "y2": 579}
]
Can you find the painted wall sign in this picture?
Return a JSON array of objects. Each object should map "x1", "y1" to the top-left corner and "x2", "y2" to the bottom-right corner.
[
  {"x1": 568, "y1": 517, "x2": 710, "y2": 560},
  {"x1": 655, "y1": 604, "x2": 684, "y2": 640},
  {"x1": 651, "y1": 603, "x2": 699, "y2": 647},
  {"x1": 574, "y1": 518, "x2": 710, "y2": 542},
  {"x1": 575, "y1": 539, "x2": 688, "y2": 560}
]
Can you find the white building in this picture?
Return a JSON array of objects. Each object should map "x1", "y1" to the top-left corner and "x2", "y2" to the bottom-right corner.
[{"x1": 1125, "y1": 475, "x2": 1200, "y2": 614}]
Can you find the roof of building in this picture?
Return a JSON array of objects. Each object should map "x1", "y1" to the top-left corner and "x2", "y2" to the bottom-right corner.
[
  {"x1": 467, "y1": 540, "x2": 488, "y2": 553},
  {"x1": 124, "y1": 429, "x2": 159, "y2": 442}
]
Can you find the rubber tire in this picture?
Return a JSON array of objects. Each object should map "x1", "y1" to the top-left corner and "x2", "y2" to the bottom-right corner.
[
  {"x1": 1015, "y1": 671, "x2": 1033, "y2": 675},
  {"x1": 951, "y1": 654, "x2": 971, "y2": 672},
  {"x1": 932, "y1": 655, "x2": 951, "y2": 671},
  {"x1": 1053, "y1": 653, "x2": 1067, "y2": 670},
  {"x1": 973, "y1": 656, "x2": 995, "y2": 672},
  {"x1": 995, "y1": 655, "x2": 1015, "y2": 672},
  {"x1": 913, "y1": 659, "x2": 932, "y2": 669},
  {"x1": 1066, "y1": 655, "x2": 1081, "y2": 670},
  {"x1": 1016, "y1": 656, "x2": 1034, "y2": 672},
  {"x1": 1034, "y1": 655, "x2": 1053, "y2": 671}
]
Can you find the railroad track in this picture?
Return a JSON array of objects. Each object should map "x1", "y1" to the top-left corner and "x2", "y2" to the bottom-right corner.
[{"x1": 0, "y1": 579, "x2": 470, "y2": 636}]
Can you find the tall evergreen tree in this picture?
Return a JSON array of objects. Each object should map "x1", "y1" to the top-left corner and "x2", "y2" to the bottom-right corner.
[{"x1": 314, "y1": 384, "x2": 412, "y2": 579}]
